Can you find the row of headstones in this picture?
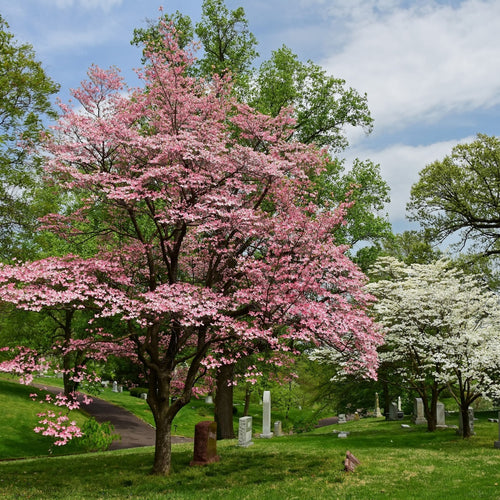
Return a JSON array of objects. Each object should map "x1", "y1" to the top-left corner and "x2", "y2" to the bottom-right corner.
[
  {"x1": 191, "y1": 390, "x2": 275, "y2": 465},
  {"x1": 413, "y1": 397, "x2": 476, "y2": 435}
]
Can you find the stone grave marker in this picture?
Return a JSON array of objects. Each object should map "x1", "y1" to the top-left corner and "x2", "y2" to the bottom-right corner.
[
  {"x1": 388, "y1": 402, "x2": 398, "y2": 421},
  {"x1": 436, "y1": 401, "x2": 446, "y2": 427},
  {"x1": 458, "y1": 407, "x2": 475, "y2": 436},
  {"x1": 238, "y1": 416, "x2": 253, "y2": 447},
  {"x1": 260, "y1": 391, "x2": 273, "y2": 438},
  {"x1": 112, "y1": 381, "x2": 118, "y2": 392},
  {"x1": 344, "y1": 450, "x2": 360, "y2": 472},
  {"x1": 274, "y1": 420, "x2": 282, "y2": 436},
  {"x1": 338, "y1": 413, "x2": 347, "y2": 424},
  {"x1": 374, "y1": 392, "x2": 383, "y2": 418},
  {"x1": 412, "y1": 398, "x2": 427, "y2": 425},
  {"x1": 205, "y1": 395, "x2": 213, "y2": 404},
  {"x1": 190, "y1": 421, "x2": 220, "y2": 466}
]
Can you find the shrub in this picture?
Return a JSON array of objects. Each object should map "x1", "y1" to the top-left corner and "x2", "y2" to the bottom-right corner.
[{"x1": 75, "y1": 418, "x2": 119, "y2": 452}]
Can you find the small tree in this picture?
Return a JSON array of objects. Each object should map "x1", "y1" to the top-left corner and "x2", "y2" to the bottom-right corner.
[
  {"x1": 0, "y1": 26, "x2": 383, "y2": 475},
  {"x1": 367, "y1": 257, "x2": 500, "y2": 436}
]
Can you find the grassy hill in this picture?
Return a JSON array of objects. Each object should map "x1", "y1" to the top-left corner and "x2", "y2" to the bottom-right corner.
[{"x1": 1, "y1": 376, "x2": 499, "y2": 499}]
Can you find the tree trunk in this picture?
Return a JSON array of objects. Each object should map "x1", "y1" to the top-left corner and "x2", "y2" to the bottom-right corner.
[
  {"x1": 243, "y1": 385, "x2": 252, "y2": 417},
  {"x1": 152, "y1": 416, "x2": 172, "y2": 475},
  {"x1": 214, "y1": 363, "x2": 235, "y2": 439},
  {"x1": 460, "y1": 406, "x2": 471, "y2": 438}
]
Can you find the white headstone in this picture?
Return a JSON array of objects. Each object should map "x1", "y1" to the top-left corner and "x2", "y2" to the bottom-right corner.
[
  {"x1": 412, "y1": 398, "x2": 427, "y2": 425},
  {"x1": 205, "y1": 395, "x2": 213, "y2": 404},
  {"x1": 238, "y1": 416, "x2": 254, "y2": 447},
  {"x1": 338, "y1": 413, "x2": 347, "y2": 424},
  {"x1": 261, "y1": 391, "x2": 273, "y2": 438},
  {"x1": 112, "y1": 381, "x2": 118, "y2": 392},
  {"x1": 375, "y1": 392, "x2": 383, "y2": 418},
  {"x1": 397, "y1": 396, "x2": 402, "y2": 412}
]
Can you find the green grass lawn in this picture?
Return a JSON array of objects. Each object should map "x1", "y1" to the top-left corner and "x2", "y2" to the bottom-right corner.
[
  {"x1": 1, "y1": 374, "x2": 500, "y2": 499},
  {"x1": 0, "y1": 378, "x2": 88, "y2": 459},
  {"x1": 0, "y1": 417, "x2": 499, "y2": 499}
]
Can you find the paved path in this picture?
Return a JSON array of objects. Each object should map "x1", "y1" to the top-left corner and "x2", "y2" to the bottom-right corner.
[{"x1": 33, "y1": 384, "x2": 192, "y2": 450}]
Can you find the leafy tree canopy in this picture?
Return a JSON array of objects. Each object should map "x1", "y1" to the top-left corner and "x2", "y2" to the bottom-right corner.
[
  {"x1": 408, "y1": 134, "x2": 500, "y2": 259},
  {"x1": 0, "y1": 14, "x2": 60, "y2": 261}
]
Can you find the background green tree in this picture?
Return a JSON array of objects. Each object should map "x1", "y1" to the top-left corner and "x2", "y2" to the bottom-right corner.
[
  {"x1": 0, "y1": 14, "x2": 60, "y2": 262},
  {"x1": 408, "y1": 134, "x2": 500, "y2": 259}
]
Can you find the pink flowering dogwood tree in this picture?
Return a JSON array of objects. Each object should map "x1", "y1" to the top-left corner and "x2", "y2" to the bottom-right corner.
[{"x1": 0, "y1": 27, "x2": 382, "y2": 475}]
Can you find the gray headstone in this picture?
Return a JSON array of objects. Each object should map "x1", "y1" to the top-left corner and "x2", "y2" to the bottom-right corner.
[
  {"x1": 412, "y1": 398, "x2": 427, "y2": 425},
  {"x1": 238, "y1": 416, "x2": 254, "y2": 447},
  {"x1": 112, "y1": 381, "x2": 118, "y2": 392},
  {"x1": 274, "y1": 420, "x2": 282, "y2": 437},
  {"x1": 458, "y1": 407, "x2": 475, "y2": 436},
  {"x1": 205, "y1": 395, "x2": 213, "y2": 404},
  {"x1": 388, "y1": 402, "x2": 398, "y2": 421},
  {"x1": 261, "y1": 391, "x2": 273, "y2": 438},
  {"x1": 436, "y1": 401, "x2": 446, "y2": 427},
  {"x1": 338, "y1": 413, "x2": 347, "y2": 424},
  {"x1": 140, "y1": 392, "x2": 147, "y2": 400}
]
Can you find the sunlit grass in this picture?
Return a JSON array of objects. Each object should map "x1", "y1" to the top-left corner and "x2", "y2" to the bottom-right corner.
[{"x1": 1, "y1": 419, "x2": 499, "y2": 499}]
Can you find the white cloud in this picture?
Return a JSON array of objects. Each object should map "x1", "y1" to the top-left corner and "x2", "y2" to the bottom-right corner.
[
  {"x1": 344, "y1": 136, "x2": 475, "y2": 225},
  {"x1": 322, "y1": 0, "x2": 500, "y2": 132},
  {"x1": 41, "y1": 0, "x2": 123, "y2": 11}
]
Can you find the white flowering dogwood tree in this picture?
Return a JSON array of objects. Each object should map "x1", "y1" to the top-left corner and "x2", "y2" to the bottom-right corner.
[{"x1": 367, "y1": 256, "x2": 500, "y2": 437}]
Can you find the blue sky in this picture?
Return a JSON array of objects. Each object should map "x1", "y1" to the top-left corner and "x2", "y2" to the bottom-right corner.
[{"x1": 2, "y1": 0, "x2": 500, "y2": 235}]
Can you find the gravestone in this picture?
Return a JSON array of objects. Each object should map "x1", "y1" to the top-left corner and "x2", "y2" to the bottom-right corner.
[
  {"x1": 494, "y1": 411, "x2": 500, "y2": 449},
  {"x1": 190, "y1": 421, "x2": 220, "y2": 465},
  {"x1": 238, "y1": 416, "x2": 253, "y2": 447},
  {"x1": 112, "y1": 381, "x2": 118, "y2": 392},
  {"x1": 388, "y1": 402, "x2": 403, "y2": 420},
  {"x1": 338, "y1": 413, "x2": 347, "y2": 424},
  {"x1": 397, "y1": 396, "x2": 402, "y2": 412},
  {"x1": 274, "y1": 420, "x2": 282, "y2": 437},
  {"x1": 374, "y1": 392, "x2": 383, "y2": 418},
  {"x1": 344, "y1": 450, "x2": 360, "y2": 472},
  {"x1": 205, "y1": 395, "x2": 213, "y2": 404},
  {"x1": 388, "y1": 402, "x2": 398, "y2": 421},
  {"x1": 140, "y1": 392, "x2": 147, "y2": 400},
  {"x1": 118, "y1": 385, "x2": 123, "y2": 393},
  {"x1": 436, "y1": 401, "x2": 446, "y2": 427},
  {"x1": 261, "y1": 391, "x2": 273, "y2": 438},
  {"x1": 412, "y1": 398, "x2": 427, "y2": 425},
  {"x1": 458, "y1": 407, "x2": 475, "y2": 436}
]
